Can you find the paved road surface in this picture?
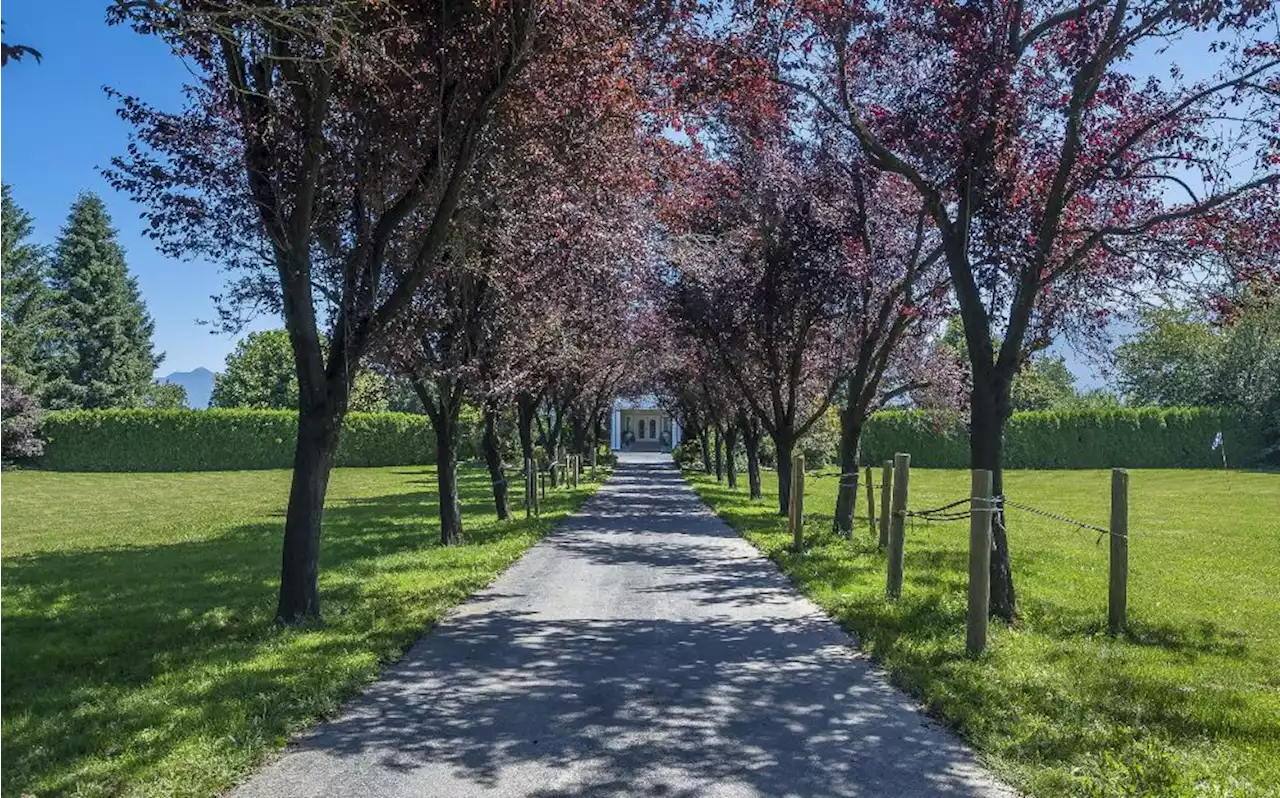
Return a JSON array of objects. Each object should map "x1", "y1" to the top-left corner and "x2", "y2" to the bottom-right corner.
[{"x1": 234, "y1": 453, "x2": 1016, "y2": 797}]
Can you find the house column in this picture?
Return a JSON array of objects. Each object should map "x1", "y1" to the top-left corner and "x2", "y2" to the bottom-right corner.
[
  {"x1": 611, "y1": 408, "x2": 622, "y2": 450},
  {"x1": 672, "y1": 419, "x2": 681, "y2": 448}
]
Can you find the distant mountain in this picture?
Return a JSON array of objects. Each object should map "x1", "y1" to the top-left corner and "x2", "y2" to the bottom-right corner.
[{"x1": 161, "y1": 367, "x2": 216, "y2": 409}]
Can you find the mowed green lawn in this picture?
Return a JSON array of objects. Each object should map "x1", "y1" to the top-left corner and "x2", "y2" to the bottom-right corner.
[
  {"x1": 1, "y1": 465, "x2": 603, "y2": 798},
  {"x1": 690, "y1": 468, "x2": 1280, "y2": 798}
]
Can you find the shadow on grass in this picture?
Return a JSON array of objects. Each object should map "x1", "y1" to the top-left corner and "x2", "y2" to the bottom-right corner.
[
  {"x1": 685, "y1": 473, "x2": 1279, "y2": 794},
  {"x1": 0, "y1": 466, "x2": 600, "y2": 797}
]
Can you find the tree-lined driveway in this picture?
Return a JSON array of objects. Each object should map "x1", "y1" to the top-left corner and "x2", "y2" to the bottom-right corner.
[{"x1": 234, "y1": 453, "x2": 1015, "y2": 797}]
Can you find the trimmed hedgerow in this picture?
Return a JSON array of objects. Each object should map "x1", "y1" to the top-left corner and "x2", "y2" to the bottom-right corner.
[
  {"x1": 859, "y1": 407, "x2": 1266, "y2": 469},
  {"x1": 40, "y1": 409, "x2": 436, "y2": 472}
]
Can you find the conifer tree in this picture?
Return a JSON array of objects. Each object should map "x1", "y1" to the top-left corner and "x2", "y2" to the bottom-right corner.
[
  {"x1": 1, "y1": 184, "x2": 55, "y2": 394},
  {"x1": 44, "y1": 192, "x2": 160, "y2": 409}
]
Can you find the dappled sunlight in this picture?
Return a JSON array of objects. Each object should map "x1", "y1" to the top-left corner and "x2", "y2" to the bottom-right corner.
[
  {"x1": 232, "y1": 453, "x2": 1013, "y2": 798},
  {"x1": 0, "y1": 465, "x2": 606, "y2": 797},
  {"x1": 687, "y1": 467, "x2": 1280, "y2": 795}
]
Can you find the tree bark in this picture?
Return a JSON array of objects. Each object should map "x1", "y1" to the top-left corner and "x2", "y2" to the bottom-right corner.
[
  {"x1": 699, "y1": 432, "x2": 712, "y2": 473},
  {"x1": 741, "y1": 416, "x2": 763, "y2": 500},
  {"x1": 275, "y1": 400, "x2": 342, "y2": 623},
  {"x1": 435, "y1": 406, "x2": 463, "y2": 545},
  {"x1": 724, "y1": 423, "x2": 739, "y2": 489},
  {"x1": 481, "y1": 406, "x2": 512, "y2": 522},
  {"x1": 834, "y1": 403, "x2": 864, "y2": 536},
  {"x1": 972, "y1": 373, "x2": 1017, "y2": 620},
  {"x1": 714, "y1": 424, "x2": 724, "y2": 482},
  {"x1": 570, "y1": 411, "x2": 589, "y2": 459},
  {"x1": 774, "y1": 431, "x2": 794, "y2": 516},
  {"x1": 516, "y1": 391, "x2": 538, "y2": 467}
]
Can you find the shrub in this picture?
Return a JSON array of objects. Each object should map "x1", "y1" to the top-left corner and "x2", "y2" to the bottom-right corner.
[
  {"x1": 672, "y1": 441, "x2": 701, "y2": 470},
  {"x1": 858, "y1": 407, "x2": 1266, "y2": 469},
  {"x1": 1, "y1": 380, "x2": 44, "y2": 464},
  {"x1": 798, "y1": 406, "x2": 840, "y2": 469},
  {"x1": 40, "y1": 409, "x2": 436, "y2": 472}
]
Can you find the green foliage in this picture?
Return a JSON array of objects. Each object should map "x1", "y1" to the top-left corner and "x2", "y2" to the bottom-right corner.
[
  {"x1": 798, "y1": 405, "x2": 840, "y2": 469},
  {"x1": 210, "y1": 330, "x2": 295, "y2": 409},
  {"x1": 1116, "y1": 308, "x2": 1221, "y2": 406},
  {"x1": 1, "y1": 466, "x2": 605, "y2": 797},
  {"x1": 673, "y1": 440, "x2": 702, "y2": 470},
  {"x1": 941, "y1": 317, "x2": 1116, "y2": 413},
  {"x1": 141, "y1": 381, "x2": 188, "y2": 409},
  {"x1": 0, "y1": 184, "x2": 55, "y2": 395},
  {"x1": 1115, "y1": 303, "x2": 1280, "y2": 462},
  {"x1": 1010, "y1": 354, "x2": 1078, "y2": 411},
  {"x1": 856, "y1": 407, "x2": 1265, "y2": 468},
  {"x1": 691, "y1": 467, "x2": 1280, "y2": 798},
  {"x1": 211, "y1": 329, "x2": 392, "y2": 413},
  {"x1": 43, "y1": 193, "x2": 160, "y2": 410},
  {"x1": 40, "y1": 409, "x2": 438, "y2": 472}
]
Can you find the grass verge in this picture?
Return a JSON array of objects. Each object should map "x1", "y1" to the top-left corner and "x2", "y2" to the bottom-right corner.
[
  {"x1": 688, "y1": 467, "x2": 1279, "y2": 798},
  {"x1": 2, "y1": 464, "x2": 605, "y2": 797}
]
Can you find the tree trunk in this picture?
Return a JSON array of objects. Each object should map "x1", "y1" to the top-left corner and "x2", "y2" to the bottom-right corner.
[
  {"x1": 570, "y1": 412, "x2": 589, "y2": 459},
  {"x1": 742, "y1": 420, "x2": 763, "y2": 500},
  {"x1": 700, "y1": 432, "x2": 712, "y2": 473},
  {"x1": 833, "y1": 403, "x2": 863, "y2": 536},
  {"x1": 435, "y1": 406, "x2": 463, "y2": 546},
  {"x1": 517, "y1": 392, "x2": 537, "y2": 467},
  {"x1": 774, "y1": 431, "x2": 794, "y2": 516},
  {"x1": 972, "y1": 374, "x2": 1017, "y2": 620},
  {"x1": 275, "y1": 401, "x2": 342, "y2": 624},
  {"x1": 481, "y1": 407, "x2": 512, "y2": 522},
  {"x1": 724, "y1": 424, "x2": 739, "y2": 489},
  {"x1": 714, "y1": 424, "x2": 723, "y2": 482}
]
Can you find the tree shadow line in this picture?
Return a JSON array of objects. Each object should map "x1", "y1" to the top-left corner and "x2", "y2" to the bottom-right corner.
[{"x1": 0, "y1": 465, "x2": 597, "y2": 796}]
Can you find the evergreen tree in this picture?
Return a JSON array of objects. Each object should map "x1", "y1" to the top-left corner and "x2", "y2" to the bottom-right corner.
[
  {"x1": 1, "y1": 184, "x2": 55, "y2": 393},
  {"x1": 44, "y1": 193, "x2": 160, "y2": 409}
]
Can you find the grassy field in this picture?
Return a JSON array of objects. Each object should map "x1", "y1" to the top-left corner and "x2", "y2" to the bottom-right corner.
[
  {"x1": 1, "y1": 464, "x2": 604, "y2": 798},
  {"x1": 689, "y1": 467, "x2": 1280, "y2": 798}
]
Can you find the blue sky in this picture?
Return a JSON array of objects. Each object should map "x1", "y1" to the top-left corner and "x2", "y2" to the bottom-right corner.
[{"x1": 2, "y1": 0, "x2": 274, "y2": 375}]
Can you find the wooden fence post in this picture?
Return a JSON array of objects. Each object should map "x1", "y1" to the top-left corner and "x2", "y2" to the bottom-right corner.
[
  {"x1": 886, "y1": 452, "x2": 910, "y2": 599},
  {"x1": 1109, "y1": 468, "x2": 1129, "y2": 635},
  {"x1": 864, "y1": 465, "x2": 876, "y2": 536},
  {"x1": 572, "y1": 455, "x2": 580, "y2": 488},
  {"x1": 879, "y1": 460, "x2": 893, "y2": 549},
  {"x1": 967, "y1": 469, "x2": 993, "y2": 655},
  {"x1": 790, "y1": 453, "x2": 806, "y2": 550}
]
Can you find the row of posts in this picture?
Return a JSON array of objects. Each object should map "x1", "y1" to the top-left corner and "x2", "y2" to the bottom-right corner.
[
  {"x1": 524, "y1": 449, "x2": 589, "y2": 518},
  {"x1": 786, "y1": 452, "x2": 1130, "y2": 656}
]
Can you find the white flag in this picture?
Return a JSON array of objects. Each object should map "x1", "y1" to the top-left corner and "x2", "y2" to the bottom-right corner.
[{"x1": 1211, "y1": 432, "x2": 1224, "y2": 450}]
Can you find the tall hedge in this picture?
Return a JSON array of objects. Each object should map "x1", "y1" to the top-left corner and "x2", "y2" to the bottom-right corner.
[
  {"x1": 858, "y1": 407, "x2": 1266, "y2": 469},
  {"x1": 40, "y1": 409, "x2": 438, "y2": 472}
]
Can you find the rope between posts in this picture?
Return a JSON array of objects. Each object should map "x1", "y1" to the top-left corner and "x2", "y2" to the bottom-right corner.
[
  {"x1": 810, "y1": 471, "x2": 862, "y2": 487},
  {"x1": 997, "y1": 497, "x2": 1119, "y2": 542},
  {"x1": 894, "y1": 495, "x2": 1121, "y2": 544},
  {"x1": 904, "y1": 496, "x2": 972, "y2": 519}
]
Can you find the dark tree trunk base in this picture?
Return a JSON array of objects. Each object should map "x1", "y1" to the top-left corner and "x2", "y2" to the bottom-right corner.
[
  {"x1": 973, "y1": 378, "x2": 1017, "y2": 620},
  {"x1": 482, "y1": 407, "x2": 512, "y2": 522},
  {"x1": 774, "y1": 434, "x2": 794, "y2": 516},
  {"x1": 276, "y1": 404, "x2": 342, "y2": 624},
  {"x1": 834, "y1": 407, "x2": 862, "y2": 536}
]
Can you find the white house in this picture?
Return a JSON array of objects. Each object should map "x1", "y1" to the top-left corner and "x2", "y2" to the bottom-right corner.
[{"x1": 610, "y1": 395, "x2": 681, "y2": 452}]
